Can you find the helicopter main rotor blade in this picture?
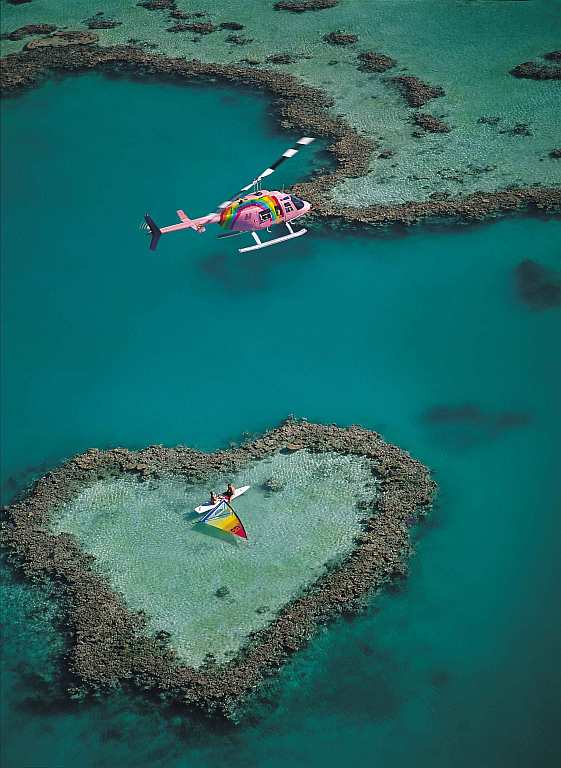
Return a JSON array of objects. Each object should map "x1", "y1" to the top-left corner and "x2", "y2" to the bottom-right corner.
[{"x1": 215, "y1": 136, "x2": 315, "y2": 212}]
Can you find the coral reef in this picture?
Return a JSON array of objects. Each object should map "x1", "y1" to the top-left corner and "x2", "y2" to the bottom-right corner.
[
  {"x1": 389, "y1": 75, "x2": 445, "y2": 107},
  {"x1": 274, "y1": 0, "x2": 338, "y2": 12},
  {"x1": 1, "y1": 44, "x2": 559, "y2": 225},
  {"x1": 266, "y1": 53, "x2": 299, "y2": 64},
  {"x1": 23, "y1": 32, "x2": 98, "y2": 50},
  {"x1": 323, "y1": 31, "x2": 358, "y2": 45},
  {"x1": 515, "y1": 260, "x2": 561, "y2": 310},
  {"x1": 166, "y1": 23, "x2": 217, "y2": 35},
  {"x1": 357, "y1": 51, "x2": 396, "y2": 73},
  {"x1": 413, "y1": 112, "x2": 452, "y2": 133},
  {"x1": 510, "y1": 59, "x2": 561, "y2": 80},
  {"x1": 226, "y1": 35, "x2": 254, "y2": 46},
  {"x1": 84, "y1": 18, "x2": 123, "y2": 31},
  {"x1": 1, "y1": 25, "x2": 57, "y2": 42},
  {"x1": 137, "y1": 0, "x2": 176, "y2": 10},
  {"x1": 1, "y1": 419, "x2": 435, "y2": 716}
]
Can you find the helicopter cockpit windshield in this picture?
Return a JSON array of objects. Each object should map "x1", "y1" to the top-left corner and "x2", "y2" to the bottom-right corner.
[{"x1": 291, "y1": 196, "x2": 306, "y2": 211}]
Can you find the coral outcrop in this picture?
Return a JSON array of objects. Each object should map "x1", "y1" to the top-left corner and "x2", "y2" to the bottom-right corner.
[{"x1": 357, "y1": 51, "x2": 396, "y2": 72}]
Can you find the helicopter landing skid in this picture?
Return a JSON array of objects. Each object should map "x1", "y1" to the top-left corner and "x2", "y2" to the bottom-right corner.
[{"x1": 239, "y1": 222, "x2": 307, "y2": 253}]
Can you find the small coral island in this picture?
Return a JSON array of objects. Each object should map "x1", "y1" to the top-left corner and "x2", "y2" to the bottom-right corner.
[{"x1": 1, "y1": 420, "x2": 434, "y2": 716}]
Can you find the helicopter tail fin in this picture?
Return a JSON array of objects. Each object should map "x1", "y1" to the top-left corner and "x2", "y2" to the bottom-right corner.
[
  {"x1": 144, "y1": 214, "x2": 161, "y2": 251},
  {"x1": 176, "y1": 210, "x2": 201, "y2": 231}
]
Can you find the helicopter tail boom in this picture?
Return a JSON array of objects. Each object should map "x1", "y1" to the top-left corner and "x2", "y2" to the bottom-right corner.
[{"x1": 144, "y1": 210, "x2": 204, "y2": 250}]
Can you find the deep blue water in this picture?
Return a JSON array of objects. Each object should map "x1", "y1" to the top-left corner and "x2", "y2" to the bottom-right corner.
[{"x1": 1, "y1": 74, "x2": 561, "y2": 768}]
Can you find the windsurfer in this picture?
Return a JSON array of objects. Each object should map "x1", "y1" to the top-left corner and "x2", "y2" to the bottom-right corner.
[
  {"x1": 224, "y1": 483, "x2": 236, "y2": 501},
  {"x1": 209, "y1": 491, "x2": 219, "y2": 504}
]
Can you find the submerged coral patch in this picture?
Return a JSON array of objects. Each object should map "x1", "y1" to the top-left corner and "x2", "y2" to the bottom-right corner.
[
  {"x1": 1, "y1": 24, "x2": 56, "y2": 41},
  {"x1": 1, "y1": 421, "x2": 434, "y2": 715},
  {"x1": 515, "y1": 260, "x2": 561, "y2": 309},
  {"x1": 422, "y1": 404, "x2": 531, "y2": 449},
  {"x1": 274, "y1": 0, "x2": 339, "y2": 12},
  {"x1": 357, "y1": 51, "x2": 396, "y2": 73},
  {"x1": 388, "y1": 75, "x2": 445, "y2": 108}
]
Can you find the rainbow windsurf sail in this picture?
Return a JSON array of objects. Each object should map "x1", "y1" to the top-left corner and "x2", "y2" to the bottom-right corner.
[{"x1": 199, "y1": 501, "x2": 248, "y2": 540}]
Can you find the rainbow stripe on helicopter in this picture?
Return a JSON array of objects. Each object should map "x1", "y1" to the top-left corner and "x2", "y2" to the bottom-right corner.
[{"x1": 219, "y1": 194, "x2": 283, "y2": 230}]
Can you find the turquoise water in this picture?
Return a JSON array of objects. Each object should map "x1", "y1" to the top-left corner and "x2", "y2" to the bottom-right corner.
[
  {"x1": 2, "y1": 0, "x2": 561, "y2": 202},
  {"x1": 1, "y1": 74, "x2": 561, "y2": 766},
  {"x1": 53, "y1": 451, "x2": 373, "y2": 666}
]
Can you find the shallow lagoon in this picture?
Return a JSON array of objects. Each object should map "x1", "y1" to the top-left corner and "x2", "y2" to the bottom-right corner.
[
  {"x1": 53, "y1": 451, "x2": 373, "y2": 665},
  {"x1": 1, "y1": 74, "x2": 561, "y2": 767}
]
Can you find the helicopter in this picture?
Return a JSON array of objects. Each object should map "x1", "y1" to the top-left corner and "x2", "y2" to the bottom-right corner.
[{"x1": 142, "y1": 136, "x2": 315, "y2": 253}]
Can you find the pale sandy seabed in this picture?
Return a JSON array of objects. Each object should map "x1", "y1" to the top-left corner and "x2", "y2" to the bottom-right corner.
[{"x1": 53, "y1": 451, "x2": 374, "y2": 667}]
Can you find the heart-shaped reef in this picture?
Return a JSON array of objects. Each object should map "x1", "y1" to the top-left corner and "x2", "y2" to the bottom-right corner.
[{"x1": 1, "y1": 419, "x2": 435, "y2": 717}]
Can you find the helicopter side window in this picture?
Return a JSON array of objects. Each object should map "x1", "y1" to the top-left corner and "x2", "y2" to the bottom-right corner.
[
  {"x1": 259, "y1": 211, "x2": 272, "y2": 222},
  {"x1": 291, "y1": 196, "x2": 305, "y2": 211}
]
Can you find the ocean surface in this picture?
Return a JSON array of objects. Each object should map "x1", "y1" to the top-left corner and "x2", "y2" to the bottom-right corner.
[
  {"x1": 1, "y1": 0, "x2": 560, "y2": 204},
  {"x1": 1, "y1": 73, "x2": 561, "y2": 767}
]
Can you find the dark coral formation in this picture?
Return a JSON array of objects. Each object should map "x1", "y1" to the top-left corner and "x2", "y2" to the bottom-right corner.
[
  {"x1": 389, "y1": 75, "x2": 445, "y2": 107},
  {"x1": 423, "y1": 404, "x2": 530, "y2": 449},
  {"x1": 7, "y1": 0, "x2": 33, "y2": 4},
  {"x1": 499, "y1": 122, "x2": 532, "y2": 137},
  {"x1": 170, "y1": 10, "x2": 208, "y2": 19},
  {"x1": 167, "y1": 23, "x2": 217, "y2": 35},
  {"x1": 84, "y1": 18, "x2": 123, "y2": 31},
  {"x1": 515, "y1": 260, "x2": 561, "y2": 310},
  {"x1": 357, "y1": 51, "x2": 396, "y2": 73},
  {"x1": 323, "y1": 31, "x2": 358, "y2": 46},
  {"x1": 477, "y1": 115, "x2": 501, "y2": 126},
  {"x1": 126, "y1": 39, "x2": 159, "y2": 50},
  {"x1": 413, "y1": 112, "x2": 451, "y2": 133},
  {"x1": 226, "y1": 35, "x2": 253, "y2": 46},
  {"x1": 219, "y1": 22, "x2": 244, "y2": 31},
  {"x1": 274, "y1": 0, "x2": 338, "y2": 11},
  {"x1": 1, "y1": 44, "x2": 560, "y2": 225},
  {"x1": 424, "y1": 405, "x2": 530, "y2": 430},
  {"x1": 266, "y1": 53, "x2": 299, "y2": 65},
  {"x1": 549, "y1": 148, "x2": 561, "y2": 159},
  {"x1": 510, "y1": 60, "x2": 561, "y2": 80},
  {"x1": 1, "y1": 420, "x2": 435, "y2": 716},
  {"x1": 137, "y1": 0, "x2": 176, "y2": 10},
  {"x1": 1, "y1": 24, "x2": 56, "y2": 41},
  {"x1": 544, "y1": 51, "x2": 561, "y2": 61},
  {"x1": 23, "y1": 32, "x2": 98, "y2": 50}
]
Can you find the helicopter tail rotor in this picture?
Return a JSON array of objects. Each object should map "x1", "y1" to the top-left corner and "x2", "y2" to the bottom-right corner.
[{"x1": 143, "y1": 214, "x2": 161, "y2": 251}]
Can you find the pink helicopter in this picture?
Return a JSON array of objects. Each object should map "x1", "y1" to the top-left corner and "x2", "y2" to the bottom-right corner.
[{"x1": 142, "y1": 136, "x2": 315, "y2": 253}]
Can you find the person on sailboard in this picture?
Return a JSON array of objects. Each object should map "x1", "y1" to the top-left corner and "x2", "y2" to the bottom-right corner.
[
  {"x1": 209, "y1": 491, "x2": 219, "y2": 505},
  {"x1": 224, "y1": 483, "x2": 236, "y2": 501}
]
